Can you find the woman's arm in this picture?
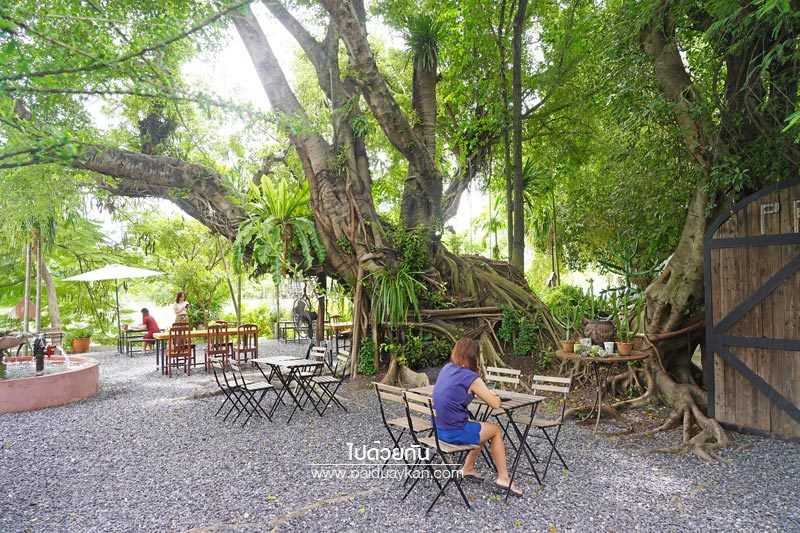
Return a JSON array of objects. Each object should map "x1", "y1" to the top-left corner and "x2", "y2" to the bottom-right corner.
[{"x1": 469, "y1": 377, "x2": 502, "y2": 409}]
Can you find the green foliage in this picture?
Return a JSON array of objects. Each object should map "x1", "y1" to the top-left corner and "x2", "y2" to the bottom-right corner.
[
  {"x1": 367, "y1": 265, "x2": 424, "y2": 326},
  {"x1": 394, "y1": 331, "x2": 450, "y2": 370},
  {"x1": 124, "y1": 212, "x2": 230, "y2": 328},
  {"x1": 68, "y1": 326, "x2": 93, "y2": 339},
  {"x1": 221, "y1": 303, "x2": 276, "y2": 339},
  {"x1": 405, "y1": 14, "x2": 444, "y2": 71},
  {"x1": 550, "y1": 301, "x2": 582, "y2": 341},
  {"x1": 358, "y1": 337, "x2": 376, "y2": 376},
  {"x1": 394, "y1": 226, "x2": 427, "y2": 273},
  {"x1": 541, "y1": 285, "x2": 587, "y2": 314},
  {"x1": 498, "y1": 306, "x2": 540, "y2": 357},
  {"x1": 233, "y1": 176, "x2": 324, "y2": 284}
]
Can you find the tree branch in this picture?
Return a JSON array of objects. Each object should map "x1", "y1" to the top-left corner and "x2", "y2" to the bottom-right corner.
[
  {"x1": 75, "y1": 147, "x2": 245, "y2": 239},
  {"x1": 0, "y1": 0, "x2": 254, "y2": 83}
]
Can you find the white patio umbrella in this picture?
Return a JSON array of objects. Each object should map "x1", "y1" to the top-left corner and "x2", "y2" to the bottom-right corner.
[{"x1": 63, "y1": 264, "x2": 163, "y2": 351}]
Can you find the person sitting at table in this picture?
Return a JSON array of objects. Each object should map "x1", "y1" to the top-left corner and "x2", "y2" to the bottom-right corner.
[
  {"x1": 173, "y1": 291, "x2": 190, "y2": 325},
  {"x1": 133, "y1": 308, "x2": 161, "y2": 355},
  {"x1": 432, "y1": 337, "x2": 523, "y2": 496}
]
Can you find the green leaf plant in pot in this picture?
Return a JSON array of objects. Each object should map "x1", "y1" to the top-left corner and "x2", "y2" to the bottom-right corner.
[
  {"x1": 552, "y1": 302, "x2": 582, "y2": 353},
  {"x1": 69, "y1": 327, "x2": 93, "y2": 354}
]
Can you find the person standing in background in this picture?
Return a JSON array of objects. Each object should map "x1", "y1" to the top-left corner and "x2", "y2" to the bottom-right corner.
[{"x1": 173, "y1": 291, "x2": 190, "y2": 325}]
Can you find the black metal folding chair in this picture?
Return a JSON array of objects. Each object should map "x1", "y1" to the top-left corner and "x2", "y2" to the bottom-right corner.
[
  {"x1": 374, "y1": 383, "x2": 433, "y2": 470},
  {"x1": 227, "y1": 359, "x2": 277, "y2": 426},
  {"x1": 210, "y1": 358, "x2": 248, "y2": 422},
  {"x1": 402, "y1": 391, "x2": 479, "y2": 514},
  {"x1": 304, "y1": 351, "x2": 348, "y2": 416},
  {"x1": 511, "y1": 374, "x2": 573, "y2": 480}
]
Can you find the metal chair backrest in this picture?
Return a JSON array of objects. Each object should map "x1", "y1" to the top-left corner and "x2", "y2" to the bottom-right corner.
[
  {"x1": 485, "y1": 366, "x2": 521, "y2": 391},
  {"x1": 331, "y1": 351, "x2": 349, "y2": 377},
  {"x1": 531, "y1": 374, "x2": 572, "y2": 421},
  {"x1": 403, "y1": 391, "x2": 436, "y2": 423},
  {"x1": 168, "y1": 324, "x2": 192, "y2": 355},
  {"x1": 207, "y1": 323, "x2": 230, "y2": 360},
  {"x1": 227, "y1": 359, "x2": 246, "y2": 388},
  {"x1": 210, "y1": 358, "x2": 228, "y2": 388},
  {"x1": 374, "y1": 382, "x2": 404, "y2": 424}
]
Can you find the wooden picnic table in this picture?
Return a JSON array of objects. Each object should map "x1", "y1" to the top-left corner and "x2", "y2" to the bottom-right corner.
[{"x1": 153, "y1": 327, "x2": 251, "y2": 375}]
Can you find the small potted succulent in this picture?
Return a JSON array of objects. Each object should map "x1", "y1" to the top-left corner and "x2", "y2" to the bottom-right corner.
[
  {"x1": 553, "y1": 303, "x2": 582, "y2": 353},
  {"x1": 612, "y1": 297, "x2": 641, "y2": 356},
  {"x1": 69, "y1": 327, "x2": 93, "y2": 354}
]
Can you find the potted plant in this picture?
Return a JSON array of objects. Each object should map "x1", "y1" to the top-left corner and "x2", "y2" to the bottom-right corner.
[
  {"x1": 612, "y1": 297, "x2": 642, "y2": 356},
  {"x1": 69, "y1": 327, "x2": 93, "y2": 354},
  {"x1": 553, "y1": 303, "x2": 582, "y2": 353},
  {"x1": 582, "y1": 280, "x2": 615, "y2": 345}
]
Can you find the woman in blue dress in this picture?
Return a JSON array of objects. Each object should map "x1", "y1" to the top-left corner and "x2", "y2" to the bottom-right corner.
[{"x1": 432, "y1": 337, "x2": 522, "y2": 496}]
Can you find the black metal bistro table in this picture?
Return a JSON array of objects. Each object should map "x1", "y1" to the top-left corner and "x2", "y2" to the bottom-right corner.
[
  {"x1": 555, "y1": 350, "x2": 648, "y2": 432},
  {"x1": 410, "y1": 384, "x2": 544, "y2": 500},
  {"x1": 252, "y1": 357, "x2": 324, "y2": 422}
]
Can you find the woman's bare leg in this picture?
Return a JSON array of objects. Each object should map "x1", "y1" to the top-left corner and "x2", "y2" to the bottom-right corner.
[{"x1": 461, "y1": 422, "x2": 508, "y2": 478}]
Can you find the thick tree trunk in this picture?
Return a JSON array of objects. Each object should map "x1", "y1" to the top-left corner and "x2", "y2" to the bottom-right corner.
[{"x1": 510, "y1": 0, "x2": 527, "y2": 271}]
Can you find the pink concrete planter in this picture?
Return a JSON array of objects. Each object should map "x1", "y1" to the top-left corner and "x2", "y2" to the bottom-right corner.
[{"x1": 0, "y1": 355, "x2": 99, "y2": 414}]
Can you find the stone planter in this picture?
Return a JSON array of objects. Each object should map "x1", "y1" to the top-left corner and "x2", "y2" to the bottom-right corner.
[{"x1": 583, "y1": 319, "x2": 615, "y2": 345}]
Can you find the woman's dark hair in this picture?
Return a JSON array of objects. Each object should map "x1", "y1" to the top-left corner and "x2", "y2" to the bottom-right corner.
[
  {"x1": 175, "y1": 291, "x2": 186, "y2": 303},
  {"x1": 450, "y1": 338, "x2": 479, "y2": 373}
]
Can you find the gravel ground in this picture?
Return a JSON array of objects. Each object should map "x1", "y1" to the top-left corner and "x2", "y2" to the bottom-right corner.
[{"x1": 1, "y1": 340, "x2": 798, "y2": 533}]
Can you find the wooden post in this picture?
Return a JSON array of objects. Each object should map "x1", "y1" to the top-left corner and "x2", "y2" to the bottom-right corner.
[
  {"x1": 35, "y1": 233, "x2": 42, "y2": 333},
  {"x1": 349, "y1": 266, "x2": 364, "y2": 379},
  {"x1": 315, "y1": 274, "x2": 326, "y2": 347},
  {"x1": 23, "y1": 240, "x2": 31, "y2": 334}
]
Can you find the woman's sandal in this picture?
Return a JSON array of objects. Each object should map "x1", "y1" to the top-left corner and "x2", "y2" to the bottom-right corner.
[
  {"x1": 494, "y1": 479, "x2": 523, "y2": 497},
  {"x1": 459, "y1": 470, "x2": 485, "y2": 481}
]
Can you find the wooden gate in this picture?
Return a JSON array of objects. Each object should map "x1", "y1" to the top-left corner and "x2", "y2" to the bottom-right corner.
[{"x1": 704, "y1": 177, "x2": 800, "y2": 440}]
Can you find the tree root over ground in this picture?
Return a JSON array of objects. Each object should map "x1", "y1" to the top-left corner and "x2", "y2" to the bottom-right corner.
[{"x1": 612, "y1": 362, "x2": 730, "y2": 461}]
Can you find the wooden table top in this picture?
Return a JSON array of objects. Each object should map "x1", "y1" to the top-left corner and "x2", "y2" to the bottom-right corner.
[
  {"x1": 252, "y1": 358, "x2": 323, "y2": 368},
  {"x1": 409, "y1": 385, "x2": 543, "y2": 410},
  {"x1": 152, "y1": 327, "x2": 249, "y2": 341},
  {"x1": 326, "y1": 322, "x2": 353, "y2": 331},
  {"x1": 555, "y1": 349, "x2": 648, "y2": 364},
  {"x1": 251, "y1": 356, "x2": 302, "y2": 364}
]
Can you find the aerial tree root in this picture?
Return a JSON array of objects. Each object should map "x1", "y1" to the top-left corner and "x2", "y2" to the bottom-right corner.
[
  {"x1": 615, "y1": 363, "x2": 729, "y2": 460},
  {"x1": 379, "y1": 248, "x2": 560, "y2": 388}
]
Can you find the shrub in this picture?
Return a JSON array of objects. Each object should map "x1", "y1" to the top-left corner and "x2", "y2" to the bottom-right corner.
[
  {"x1": 69, "y1": 327, "x2": 93, "y2": 339},
  {"x1": 222, "y1": 303, "x2": 276, "y2": 339},
  {"x1": 396, "y1": 331, "x2": 453, "y2": 370},
  {"x1": 358, "y1": 338, "x2": 376, "y2": 375},
  {"x1": 498, "y1": 306, "x2": 540, "y2": 356}
]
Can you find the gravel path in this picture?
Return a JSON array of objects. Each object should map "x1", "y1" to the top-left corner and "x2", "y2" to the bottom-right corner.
[{"x1": 1, "y1": 341, "x2": 798, "y2": 533}]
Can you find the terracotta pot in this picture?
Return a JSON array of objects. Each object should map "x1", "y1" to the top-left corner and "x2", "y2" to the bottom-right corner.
[
  {"x1": 560, "y1": 340, "x2": 575, "y2": 353},
  {"x1": 582, "y1": 319, "x2": 615, "y2": 345},
  {"x1": 71, "y1": 337, "x2": 90, "y2": 354},
  {"x1": 617, "y1": 342, "x2": 632, "y2": 356}
]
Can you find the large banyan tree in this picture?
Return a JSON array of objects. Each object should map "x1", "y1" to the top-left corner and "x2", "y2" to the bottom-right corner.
[
  {"x1": 2, "y1": 0, "x2": 798, "y2": 456},
  {"x1": 1, "y1": 0, "x2": 560, "y2": 385}
]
